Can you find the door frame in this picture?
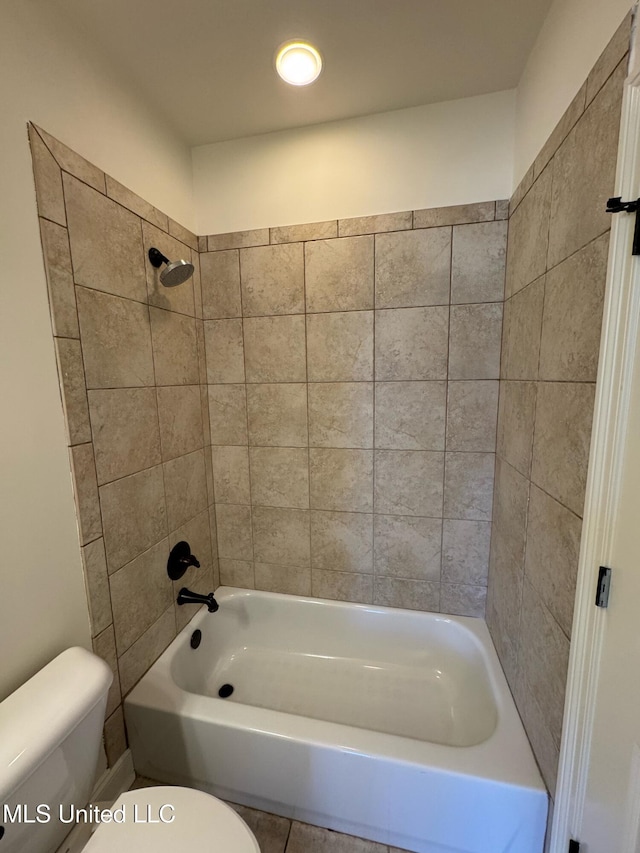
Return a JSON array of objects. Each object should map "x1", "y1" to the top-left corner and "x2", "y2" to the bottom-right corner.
[{"x1": 550, "y1": 23, "x2": 640, "y2": 853}]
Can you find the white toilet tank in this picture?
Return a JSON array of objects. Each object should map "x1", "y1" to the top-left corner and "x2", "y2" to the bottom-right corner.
[{"x1": 0, "y1": 647, "x2": 113, "y2": 853}]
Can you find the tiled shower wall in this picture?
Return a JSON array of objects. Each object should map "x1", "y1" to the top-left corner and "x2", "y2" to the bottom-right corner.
[
  {"x1": 486, "y1": 14, "x2": 631, "y2": 796},
  {"x1": 200, "y1": 204, "x2": 508, "y2": 615},
  {"x1": 29, "y1": 124, "x2": 218, "y2": 767}
]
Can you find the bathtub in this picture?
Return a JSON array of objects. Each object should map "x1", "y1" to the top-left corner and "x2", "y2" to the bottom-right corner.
[{"x1": 124, "y1": 588, "x2": 547, "y2": 853}]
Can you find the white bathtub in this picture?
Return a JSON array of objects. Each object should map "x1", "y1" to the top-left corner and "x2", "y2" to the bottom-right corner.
[{"x1": 124, "y1": 588, "x2": 547, "y2": 853}]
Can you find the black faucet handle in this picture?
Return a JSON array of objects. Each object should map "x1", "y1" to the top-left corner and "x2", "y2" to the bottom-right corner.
[{"x1": 167, "y1": 541, "x2": 200, "y2": 580}]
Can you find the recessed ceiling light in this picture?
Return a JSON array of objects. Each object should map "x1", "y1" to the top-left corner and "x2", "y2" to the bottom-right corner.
[{"x1": 275, "y1": 40, "x2": 323, "y2": 86}]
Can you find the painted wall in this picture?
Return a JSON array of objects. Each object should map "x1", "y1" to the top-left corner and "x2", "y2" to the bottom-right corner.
[
  {"x1": 513, "y1": 0, "x2": 633, "y2": 183},
  {"x1": 0, "y1": 0, "x2": 193, "y2": 701},
  {"x1": 192, "y1": 91, "x2": 515, "y2": 234}
]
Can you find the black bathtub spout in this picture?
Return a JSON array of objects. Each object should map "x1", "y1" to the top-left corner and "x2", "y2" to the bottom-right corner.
[{"x1": 177, "y1": 587, "x2": 219, "y2": 613}]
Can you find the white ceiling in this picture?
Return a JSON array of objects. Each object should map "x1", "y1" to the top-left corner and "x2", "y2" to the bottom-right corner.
[{"x1": 47, "y1": 0, "x2": 553, "y2": 146}]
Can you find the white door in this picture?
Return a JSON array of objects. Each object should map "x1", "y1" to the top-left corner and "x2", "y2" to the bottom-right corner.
[{"x1": 551, "y1": 59, "x2": 640, "y2": 853}]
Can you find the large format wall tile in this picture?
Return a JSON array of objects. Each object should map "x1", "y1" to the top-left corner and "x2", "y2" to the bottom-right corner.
[
  {"x1": 39, "y1": 218, "x2": 79, "y2": 338},
  {"x1": 149, "y1": 308, "x2": 199, "y2": 386},
  {"x1": 241, "y1": 243, "x2": 304, "y2": 316},
  {"x1": 54, "y1": 338, "x2": 91, "y2": 445},
  {"x1": 441, "y1": 583, "x2": 487, "y2": 618},
  {"x1": 375, "y1": 381, "x2": 446, "y2": 450},
  {"x1": 252, "y1": 507, "x2": 311, "y2": 567},
  {"x1": 250, "y1": 447, "x2": 310, "y2": 508},
  {"x1": 156, "y1": 385, "x2": 203, "y2": 461},
  {"x1": 247, "y1": 384, "x2": 308, "y2": 447},
  {"x1": 77, "y1": 287, "x2": 154, "y2": 389},
  {"x1": 312, "y1": 570, "x2": 373, "y2": 603},
  {"x1": 375, "y1": 228, "x2": 450, "y2": 308},
  {"x1": 216, "y1": 504, "x2": 253, "y2": 561},
  {"x1": 208, "y1": 384, "x2": 248, "y2": 445},
  {"x1": 441, "y1": 519, "x2": 491, "y2": 586},
  {"x1": 339, "y1": 211, "x2": 412, "y2": 237},
  {"x1": 308, "y1": 383, "x2": 373, "y2": 448},
  {"x1": 69, "y1": 443, "x2": 102, "y2": 545},
  {"x1": 307, "y1": 311, "x2": 373, "y2": 381},
  {"x1": 451, "y1": 221, "x2": 507, "y2": 304},
  {"x1": 443, "y1": 452, "x2": 495, "y2": 521},
  {"x1": 501, "y1": 278, "x2": 545, "y2": 380},
  {"x1": 375, "y1": 307, "x2": 448, "y2": 380},
  {"x1": 163, "y1": 448, "x2": 208, "y2": 531},
  {"x1": 374, "y1": 577, "x2": 440, "y2": 611},
  {"x1": 211, "y1": 446, "x2": 251, "y2": 504},
  {"x1": 310, "y1": 511, "x2": 373, "y2": 573},
  {"x1": 64, "y1": 174, "x2": 146, "y2": 302},
  {"x1": 244, "y1": 315, "x2": 306, "y2": 382},
  {"x1": 204, "y1": 319, "x2": 245, "y2": 383},
  {"x1": 310, "y1": 448, "x2": 373, "y2": 512},
  {"x1": 89, "y1": 388, "x2": 161, "y2": 484},
  {"x1": 446, "y1": 381, "x2": 499, "y2": 452},
  {"x1": 449, "y1": 304, "x2": 502, "y2": 380},
  {"x1": 505, "y1": 166, "x2": 552, "y2": 298},
  {"x1": 375, "y1": 450, "x2": 444, "y2": 517},
  {"x1": 29, "y1": 126, "x2": 66, "y2": 226},
  {"x1": 374, "y1": 515, "x2": 442, "y2": 580},
  {"x1": 496, "y1": 381, "x2": 537, "y2": 477},
  {"x1": 305, "y1": 235, "x2": 373, "y2": 312},
  {"x1": 255, "y1": 563, "x2": 311, "y2": 595},
  {"x1": 200, "y1": 250, "x2": 241, "y2": 319}
]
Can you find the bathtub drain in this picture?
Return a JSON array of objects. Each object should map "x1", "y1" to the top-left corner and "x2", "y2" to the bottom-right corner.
[{"x1": 218, "y1": 684, "x2": 234, "y2": 698}]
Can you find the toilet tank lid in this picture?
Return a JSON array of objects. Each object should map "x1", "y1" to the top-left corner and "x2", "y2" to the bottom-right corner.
[{"x1": 0, "y1": 647, "x2": 112, "y2": 802}]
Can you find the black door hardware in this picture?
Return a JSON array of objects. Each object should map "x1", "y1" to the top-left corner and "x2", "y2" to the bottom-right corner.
[{"x1": 606, "y1": 196, "x2": 640, "y2": 255}]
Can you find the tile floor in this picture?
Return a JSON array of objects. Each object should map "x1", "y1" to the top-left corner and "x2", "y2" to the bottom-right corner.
[{"x1": 132, "y1": 776, "x2": 409, "y2": 852}]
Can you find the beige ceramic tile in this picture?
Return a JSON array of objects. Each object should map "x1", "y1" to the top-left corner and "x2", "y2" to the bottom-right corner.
[
  {"x1": 525, "y1": 484, "x2": 582, "y2": 639},
  {"x1": 495, "y1": 199, "x2": 510, "y2": 220},
  {"x1": 252, "y1": 506, "x2": 310, "y2": 566},
  {"x1": 250, "y1": 447, "x2": 310, "y2": 508},
  {"x1": 485, "y1": 534, "x2": 524, "y2": 690},
  {"x1": 548, "y1": 60, "x2": 625, "y2": 268},
  {"x1": 204, "y1": 318, "x2": 245, "y2": 383},
  {"x1": 446, "y1": 381, "x2": 499, "y2": 452},
  {"x1": 34, "y1": 125, "x2": 106, "y2": 193},
  {"x1": 440, "y1": 583, "x2": 487, "y2": 618},
  {"x1": 443, "y1": 452, "x2": 495, "y2": 521},
  {"x1": 110, "y1": 538, "x2": 172, "y2": 653},
  {"x1": 156, "y1": 385, "x2": 203, "y2": 461},
  {"x1": 54, "y1": 338, "x2": 91, "y2": 445},
  {"x1": 105, "y1": 174, "x2": 167, "y2": 230},
  {"x1": 149, "y1": 307, "x2": 199, "y2": 386},
  {"x1": 77, "y1": 287, "x2": 154, "y2": 389},
  {"x1": 103, "y1": 707, "x2": 127, "y2": 767},
  {"x1": 449, "y1": 304, "x2": 502, "y2": 380},
  {"x1": 310, "y1": 511, "x2": 373, "y2": 573},
  {"x1": 200, "y1": 250, "x2": 242, "y2": 319},
  {"x1": 270, "y1": 220, "x2": 337, "y2": 243},
  {"x1": 305, "y1": 235, "x2": 374, "y2": 312},
  {"x1": 247, "y1": 383, "x2": 308, "y2": 447},
  {"x1": 29, "y1": 126, "x2": 66, "y2": 226},
  {"x1": 505, "y1": 166, "x2": 552, "y2": 297},
  {"x1": 375, "y1": 228, "x2": 451, "y2": 309},
  {"x1": 219, "y1": 558, "x2": 255, "y2": 588},
  {"x1": 118, "y1": 606, "x2": 176, "y2": 696},
  {"x1": 142, "y1": 220, "x2": 195, "y2": 316},
  {"x1": 208, "y1": 384, "x2": 248, "y2": 445},
  {"x1": 539, "y1": 232, "x2": 609, "y2": 382},
  {"x1": 216, "y1": 504, "x2": 253, "y2": 560},
  {"x1": 82, "y1": 537, "x2": 112, "y2": 637},
  {"x1": 338, "y1": 211, "x2": 412, "y2": 237},
  {"x1": 375, "y1": 307, "x2": 449, "y2": 380},
  {"x1": 441, "y1": 519, "x2": 491, "y2": 585},
  {"x1": 312, "y1": 570, "x2": 373, "y2": 604},
  {"x1": 308, "y1": 383, "x2": 373, "y2": 448},
  {"x1": 375, "y1": 381, "x2": 446, "y2": 450},
  {"x1": 531, "y1": 382, "x2": 596, "y2": 517},
  {"x1": 207, "y1": 229, "x2": 269, "y2": 251},
  {"x1": 586, "y1": 11, "x2": 631, "y2": 105},
  {"x1": 227, "y1": 803, "x2": 290, "y2": 853},
  {"x1": 519, "y1": 580, "x2": 570, "y2": 750},
  {"x1": 244, "y1": 315, "x2": 307, "y2": 382},
  {"x1": 168, "y1": 218, "x2": 198, "y2": 251},
  {"x1": 515, "y1": 678, "x2": 560, "y2": 797},
  {"x1": 496, "y1": 381, "x2": 537, "y2": 477},
  {"x1": 509, "y1": 163, "x2": 535, "y2": 217},
  {"x1": 70, "y1": 443, "x2": 102, "y2": 545},
  {"x1": 413, "y1": 201, "x2": 495, "y2": 228},
  {"x1": 491, "y1": 455, "x2": 531, "y2": 567},
  {"x1": 374, "y1": 515, "x2": 442, "y2": 580},
  {"x1": 196, "y1": 320, "x2": 207, "y2": 383},
  {"x1": 373, "y1": 577, "x2": 440, "y2": 612},
  {"x1": 374, "y1": 450, "x2": 444, "y2": 517},
  {"x1": 64, "y1": 173, "x2": 147, "y2": 302},
  {"x1": 307, "y1": 311, "x2": 373, "y2": 381},
  {"x1": 255, "y1": 563, "x2": 311, "y2": 595},
  {"x1": 39, "y1": 218, "x2": 79, "y2": 338},
  {"x1": 92, "y1": 625, "x2": 121, "y2": 717},
  {"x1": 451, "y1": 221, "x2": 507, "y2": 304},
  {"x1": 163, "y1": 448, "x2": 208, "y2": 531},
  {"x1": 89, "y1": 388, "x2": 161, "y2": 484},
  {"x1": 240, "y1": 242, "x2": 304, "y2": 315},
  {"x1": 211, "y1": 446, "x2": 251, "y2": 504},
  {"x1": 501, "y1": 277, "x2": 545, "y2": 380},
  {"x1": 309, "y1": 448, "x2": 373, "y2": 512},
  {"x1": 99, "y1": 465, "x2": 167, "y2": 572}
]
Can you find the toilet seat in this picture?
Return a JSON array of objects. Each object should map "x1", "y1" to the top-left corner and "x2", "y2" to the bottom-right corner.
[{"x1": 82, "y1": 786, "x2": 259, "y2": 852}]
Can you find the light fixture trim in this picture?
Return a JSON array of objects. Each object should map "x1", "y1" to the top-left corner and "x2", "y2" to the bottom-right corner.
[{"x1": 275, "y1": 39, "x2": 323, "y2": 86}]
